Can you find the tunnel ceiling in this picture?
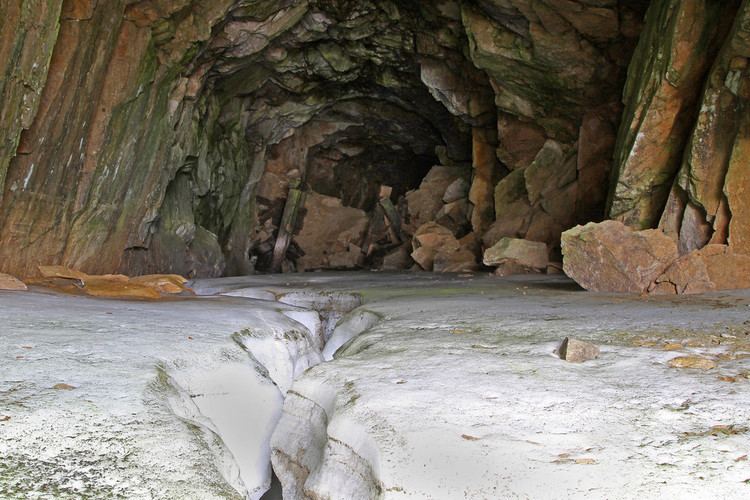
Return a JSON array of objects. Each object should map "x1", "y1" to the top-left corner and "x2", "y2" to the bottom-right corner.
[{"x1": 9, "y1": 0, "x2": 748, "y2": 279}]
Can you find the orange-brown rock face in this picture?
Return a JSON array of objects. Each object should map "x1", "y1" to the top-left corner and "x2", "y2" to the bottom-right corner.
[
  {"x1": 0, "y1": 0, "x2": 247, "y2": 278},
  {"x1": 659, "y1": 2, "x2": 750, "y2": 257},
  {"x1": 608, "y1": 0, "x2": 740, "y2": 229}
]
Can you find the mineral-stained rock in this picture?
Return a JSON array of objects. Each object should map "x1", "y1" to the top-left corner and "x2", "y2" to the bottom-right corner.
[
  {"x1": 468, "y1": 127, "x2": 497, "y2": 234},
  {"x1": 556, "y1": 337, "x2": 600, "y2": 363},
  {"x1": 130, "y1": 274, "x2": 190, "y2": 295},
  {"x1": 659, "y1": 3, "x2": 750, "y2": 254},
  {"x1": 38, "y1": 265, "x2": 91, "y2": 281},
  {"x1": 294, "y1": 192, "x2": 369, "y2": 271},
  {"x1": 668, "y1": 356, "x2": 717, "y2": 370},
  {"x1": 561, "y1": 221, "x2": 679, "y2": 293},
  {"x1": 0, "y1": 0, "x2": 63, "y2": 200},
  {"x1": 483, "y1": 237, "x2": 548, "y2": 271},
  {"x1": 31, "y1": 265, "x2": 191, "y2": 299},
  {"x1": 652, "y1": 245, "x2": 750, "y2": 295},
  {"x1": 608, "y1": 0, "x2": 738, "y2": 228},
  {"x1": 0, "y1": 273, "x2": 27, "y2": 291}
]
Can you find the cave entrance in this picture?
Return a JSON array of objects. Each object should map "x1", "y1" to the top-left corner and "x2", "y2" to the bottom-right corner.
[
  {"x1": 249, "y1": 97, "x2": 477, "y2": 273},
  {"x1": 223, "y1": 3, "x2": 496, "y2": 274},
  {"x1": 116, "y1": 0, "x2": 640, "y2": 279}
]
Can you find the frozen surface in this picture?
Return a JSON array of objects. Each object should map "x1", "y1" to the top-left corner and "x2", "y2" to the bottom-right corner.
[
  {"x1": 0, "y1": 290, "x2": 319, "y2": 499},
  {"x1": 265, "y1": 273, "x2": 750, "y2": 499},
  {"x1": 3, "y1": 273, "x2": 750, "y2": 499}
]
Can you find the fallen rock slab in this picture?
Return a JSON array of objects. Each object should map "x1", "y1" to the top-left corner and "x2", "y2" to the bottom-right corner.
[
  {"x1": 29, "y1": 266, "x2": 192, "y2": 299},
  {"x1": 483, "y1": 237, "x2": 548, "y2": 271},
  {"x1": 555, "y1": 337, "x2": 600, "y2": 363},
  {"x1": 561, "y1": 220, "x2": 678, "y2": 293},
  {"x1": 0, "y1": 273, "x2": 27, "y2": 291}
]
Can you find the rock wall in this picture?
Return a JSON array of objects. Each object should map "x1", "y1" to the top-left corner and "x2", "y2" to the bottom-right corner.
[
  {"x1": 610, "y1": 0, "x2": 750, "y2": 250},
  {"x1": 0, "y1": 0, "x2": 745, "y2": 281},
  {"x1": 0, "y1": 0, "x2": 256, "y2": 277}
]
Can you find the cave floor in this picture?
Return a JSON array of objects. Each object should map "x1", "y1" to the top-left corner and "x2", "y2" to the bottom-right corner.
[{"x1": 2, "y1": 273, "x2": 750, "y2": 499}]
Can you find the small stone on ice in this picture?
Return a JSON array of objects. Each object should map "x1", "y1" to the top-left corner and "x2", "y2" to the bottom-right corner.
[
  {"x1": 556, "y1": 337, "x2": 600, "y2": 363},
  {"x1": 667, "y1": 356, "x2": 716, "y2": 370}
]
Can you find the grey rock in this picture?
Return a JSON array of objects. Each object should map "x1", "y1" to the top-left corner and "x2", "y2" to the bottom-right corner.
[{"x1": 556, "y1": 337, "x2": 600, "y2": 363}]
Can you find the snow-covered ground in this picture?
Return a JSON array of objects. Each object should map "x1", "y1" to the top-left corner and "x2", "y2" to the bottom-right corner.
[
  {"x1": 2, "y1": 273, "x2": 750, "y2": 499},
  {"x1": 0, "y1": 289, "x2": 334, "y2": 499}
]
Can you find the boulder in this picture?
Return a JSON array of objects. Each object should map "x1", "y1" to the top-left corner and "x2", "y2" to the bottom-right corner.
[
  {"x1": 483, "y1": 237, "x2": 548, "y2": 271},
  {"x1": 435, "y1": 199, "x2": 470, "y2": 235},
  {"x1": 405, "y1": 166, "x2": 467, "y2": 233},
  {"x1": 442, "y1": 178, "x2": 470, "y2": 204},
  {"x1": 652, "y1": 245, "x2": 750, "y2": 294},
  {"x1": 556, "y1": 337, "x2": 600, "y2": 363},
  {"x1": 0, "y1": 273, "x2": 27, "y2": 291},
  {"x1": 433, "y1": 246, "x2": 479, "y2": 273},
  {"x1": 561, "y1": 221, "x2": 678, "y2": 293},
  {"x1": 294, "y1": 193, "x2": 369, "y2": 271}
]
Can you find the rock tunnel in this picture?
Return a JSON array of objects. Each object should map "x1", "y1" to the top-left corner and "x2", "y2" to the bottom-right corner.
[{"x1": 2, "y1": 0, "x2": 749, "y2": 290}]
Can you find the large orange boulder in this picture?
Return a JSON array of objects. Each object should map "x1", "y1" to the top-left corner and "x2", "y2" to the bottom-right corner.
[{"x1": 561, "y1": 221, "x2": 678, "y2": 293}]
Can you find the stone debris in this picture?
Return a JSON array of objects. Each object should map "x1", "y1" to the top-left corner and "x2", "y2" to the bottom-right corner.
[
  {"x1": 52, "y1": 383, "x2": 76, "y2": 390},
  {"x1": 556, "y1": 337, "x2": 600, "y2": 363},
  {"x1": 483, "y1": 237, "x2": 548, "y2": 272},
  {"x1": 0, "y1": 272, "x2": 27, "y2": 291},
  {"x1": 411, "y1": 222, "x2": 458, "y2": 271}
]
